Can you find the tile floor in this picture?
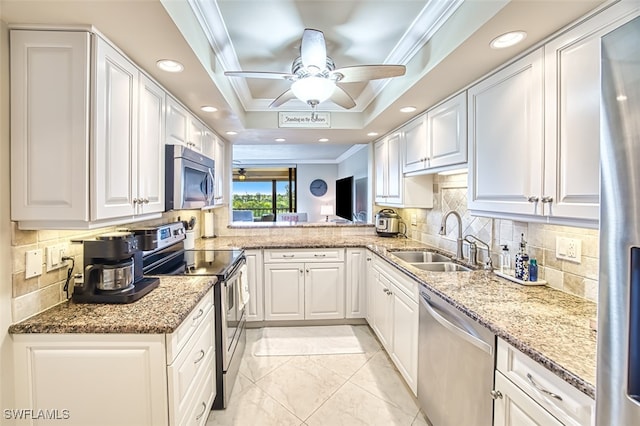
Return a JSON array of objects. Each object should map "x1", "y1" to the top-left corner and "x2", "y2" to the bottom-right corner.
[{"x1": 206, "y1": 325, "x2": 428, "y2": 426}]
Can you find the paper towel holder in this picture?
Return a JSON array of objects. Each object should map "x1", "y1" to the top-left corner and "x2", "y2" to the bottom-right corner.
[{"x1": 202, "y1": 210, "x2": 217, "y2": 238}]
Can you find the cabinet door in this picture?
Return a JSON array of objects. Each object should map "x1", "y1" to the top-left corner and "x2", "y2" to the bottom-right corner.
[
  {"x1": 245, "y1": 250, "x2": 264, "y2": 322},
  {"x1": 305, "y1": 262, "x2": 345, "y2": 320},
  {"x1": 372, "y1": 271, "x2": 394, "y2": 350},
  {"x1": 366, "y1": 256, "x2": 377, "y2": 325},
  {"x1": 543, "y1": 4, "x2": 639, "y2": 222},
  {"x1": 264, "y1": 263, "x2": 305, "y2": 320},
  {"x1": 346, "y1": 248, "x2": 367, "y2": 319},
  {"x1": 214, "y1": 137, "x2": 226, "y2": 205},
  {"x1": 188, "y1": 115, "x2": 204, "y2": 152},
  {"x1": 427, "y1": 92, "x2": 467, "y2": 170},
  {"x1": 10, "y1": 30, "x2": 91, "y2": 222},
  {"x1": 374, "y1": 139, "x2": 387, "y2": 202},
  {"x1": 386, "y1": 132, "x2": 403, "y2": 204},
  {"x1": 93, "y1": 36, "x2": 138, "y2": 220},
  {"x1": 468, "y1": 49, "x2": 544, "y2": 216},
  {"x1": 391, "y1": 285, "x2": 419, "y2": 395},
  {"x1": 166, "y1": 97, "x2": 189, "y2": 147},
  {"x1": 494, "y1": 372, "x2": 563, "y2": 426},
  {"x1": 403, "y1": 116, "x2": 428, "y2": 174},
  {"x1": 137, "y1": 73, "x2": 165, "y2": 214}
]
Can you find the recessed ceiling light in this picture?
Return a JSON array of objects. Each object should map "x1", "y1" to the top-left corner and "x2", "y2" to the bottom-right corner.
[
  {"x1": 200, "y1": 106, "x2": 218, "y2": 112},
  {"x1": 400, "y1": 106, "x2": 416, "y2": 113},
  {"x1": 275, "y1": 138, "x2": 286, "y2": 142},
  {"x1": 318, "y1": 138, "x2": 329, "y2": 142},
  {"x1": 226, "y1": 131, "x2": 237, "y2": 136},
  {"x1": 156, "y1": 59, "x2": 184, "y2": 73},
  {"x1": 367, "y1": 132, "x2": 379, "y2": 137},
  {"x1": 490, "y1": 31, "x2": 527, "y2": 49}
]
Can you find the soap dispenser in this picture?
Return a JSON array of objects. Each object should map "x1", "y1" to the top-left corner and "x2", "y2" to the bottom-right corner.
[
  {"x1": 500, "y1": 244, "x2": 511, "y2": 273},
  {"x1": 514, "y1": 233, "x2": 530, "y2": 281}
]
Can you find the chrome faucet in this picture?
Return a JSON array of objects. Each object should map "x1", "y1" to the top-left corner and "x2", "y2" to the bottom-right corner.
[
  {"x1": 439, "y1": 210, "x2": 464, "y2": 260},
  {"x1": 464, "y1": 234, "x2": 493, "y2": 270}
]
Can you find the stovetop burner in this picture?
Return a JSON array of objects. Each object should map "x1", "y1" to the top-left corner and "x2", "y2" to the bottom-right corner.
[{"x1": 182, "y1": 249, "x2": 244, "y2": 277}]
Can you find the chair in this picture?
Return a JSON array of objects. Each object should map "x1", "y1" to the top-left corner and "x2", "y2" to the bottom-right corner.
[
  {"x1": 232, "y1": 210, "x2": 254, "y2": 222},
  {"x1": 261, "y1": 213, "x2": 275, "y2": 222},
  {"x1": 276, "y1": 212, "x2": 308, "y2": 222}
]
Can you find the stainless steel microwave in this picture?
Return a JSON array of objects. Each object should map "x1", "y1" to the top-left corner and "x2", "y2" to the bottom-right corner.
[{"x1": 165, "y1": 144, "x2": 215, "y2": 211}]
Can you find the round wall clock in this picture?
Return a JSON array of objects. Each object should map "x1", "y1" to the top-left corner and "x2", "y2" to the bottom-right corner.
[{"x1": 309, "y1": 179, "x2": 328, "y2": 197}]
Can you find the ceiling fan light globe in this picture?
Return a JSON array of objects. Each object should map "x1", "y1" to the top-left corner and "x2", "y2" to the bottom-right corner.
[{"x1": 291, "y1": 76, "x2": 335, "y2": 104}]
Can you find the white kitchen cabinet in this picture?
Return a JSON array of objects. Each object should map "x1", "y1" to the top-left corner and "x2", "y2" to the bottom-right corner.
[
  {"x1": 245, "y1": 249, "x2": 264, "y2": 322},
  {"x1": 542, "y1": 1, "x2": 639, "y2": 223},
  {"x1": 375, "y1": 133, "x2": 434, "y2": 208},
  {"x1": 346, "y1": 248, "x2": 367, "y2": 319},
  {"x1": 263, "y1": 249, "x2": 346, "y2": 321},
  {"x1": 10, "y1": 29, "x2": 164, "y2": 229},
  {"x1": 368, "y1": 255, "x2": 419, "y2": 394},
  {"x1": 403, "y1": 92, "x2": 467, "y2": 174},
  {"x1": 165, "y1": 96, "x2": 205, "y2": 153},
  {"x1": 213, "y1": 136, "x2": 227, "y2": 205},
  {"x1": 12, "y1": 289, "x2": 216, "y2": 426},
  {"x1": 467, "y1": 48, "x2": 545, "y2": 218},
  {"x1": 493, "y1": 338, "x2": 594, "y2": 426},
  {"x1": 365, "y1": 254, "x2": 376, "y2": 325},
  {"x1": 264, "y1": 262, "x2": 306, "y2": 321}
]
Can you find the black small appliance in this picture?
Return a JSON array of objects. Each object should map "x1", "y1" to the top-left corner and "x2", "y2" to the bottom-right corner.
[{"x1": 72, "y1": 232, "x2": 159, "y2": 304}]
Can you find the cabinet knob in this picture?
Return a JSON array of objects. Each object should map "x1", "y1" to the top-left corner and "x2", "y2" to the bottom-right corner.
[
  {"x1": 541, "y1": 196, "x2": 554, "y2": 204},
  {"x1": 490, "y1": 390, "x2": 503, "y2": 400},
  {"x1": 306, "y1": 269, "x2": 310, "y2": 273},
  {"x1": 143, "y1": 198, "x2": 149, "y2": 204},
  {"x1": 299, "y1": 269, "x2": 304, "y2": 274},
  {"x1": 527, "y1": 196, "x2": 539, "y2": 203}
]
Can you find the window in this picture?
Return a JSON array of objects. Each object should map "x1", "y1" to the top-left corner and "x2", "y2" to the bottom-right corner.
[{"x1": 232, "y1": 167, "x2": 296, "y2": 221}]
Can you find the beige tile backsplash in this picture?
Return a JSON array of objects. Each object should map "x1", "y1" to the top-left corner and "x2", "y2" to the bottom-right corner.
[{"x1": 392, "y1": 172, "x2": 599, "y2": 302}]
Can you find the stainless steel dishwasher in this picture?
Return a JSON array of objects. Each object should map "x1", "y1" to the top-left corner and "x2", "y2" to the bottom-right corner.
[{"x1": 418, "y1": 285, "x2": 496, "y2": 426}]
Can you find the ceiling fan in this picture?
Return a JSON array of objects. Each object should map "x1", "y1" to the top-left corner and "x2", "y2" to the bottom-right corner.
[{"x1": 224, "y1": 28, "x2": 406, "y2": 110}]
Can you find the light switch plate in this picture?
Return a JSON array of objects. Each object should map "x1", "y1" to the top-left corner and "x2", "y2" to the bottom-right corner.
[
  {"x1": 410, "y1": 214, "x2": 417, "y2": 226},
  {"x1": 46, "y1": 243, "x2": 67, "y2": 272},
  {"x1": 25, "y1": 249, "x2": 43, "y2": 279}
]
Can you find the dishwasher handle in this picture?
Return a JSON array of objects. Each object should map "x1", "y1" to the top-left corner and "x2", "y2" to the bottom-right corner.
[{"x1": 420, "y1": 293, "x2": 493, "y2": 355}]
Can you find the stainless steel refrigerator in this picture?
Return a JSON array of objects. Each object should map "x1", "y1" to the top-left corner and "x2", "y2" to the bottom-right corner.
[{"x1": 598, "y1": 14, "x2": 640, "y2": 424}]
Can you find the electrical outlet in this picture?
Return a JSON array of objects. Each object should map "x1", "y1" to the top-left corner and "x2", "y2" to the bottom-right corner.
[
  {"x1": 46, "y1": 243, "x2": 68, "y2": 272},
  {"x1": 556, "y1": 237, "x2": 582, "y2": 263},
  {"x1": 410, "y1": 214, "x2": 417, "y2": 226},
  {"x1": 25, "y1": 249, "x2": 43, "y2": 279}
]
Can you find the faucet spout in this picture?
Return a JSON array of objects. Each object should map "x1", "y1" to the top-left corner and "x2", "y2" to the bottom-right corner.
[{"x1": 440, "y1": 210, "x2": 464, "y2": 260}]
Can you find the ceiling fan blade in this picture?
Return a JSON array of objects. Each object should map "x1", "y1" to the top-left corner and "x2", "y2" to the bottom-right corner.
[
  {"x1": 331, "y1": 65, "x2": 406, "y2": 83},
  {"x1": 269, "y1": 89, "x2": 297, "y2": 108},
  {"x1": 301, "y1": 29, "x2": 327, "y2": 70},
  {"x1": 330, "y1": 86, "x2": 356, "y2": 110},
  {"x1": 225, "y1": 71, "x2": 295, "y2": 80}
]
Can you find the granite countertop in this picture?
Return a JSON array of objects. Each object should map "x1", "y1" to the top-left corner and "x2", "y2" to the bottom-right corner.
[
  {"x1": 9, "y1": 276, "x2": 216, "y2": 334},
  {"x1": 196, "y1": 235, "x2": 597, "y2": 398}
]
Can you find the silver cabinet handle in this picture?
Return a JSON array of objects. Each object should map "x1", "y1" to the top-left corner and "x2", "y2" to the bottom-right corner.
[
  {"x1": 194, "y1": 349, "x2": 205, "y2": 364},
  {"x1": 132, "y1": 198, "x2": 139, "y2": 204},
  {"x1": 490, "y1": 390, "x2": 503, "y2": 400},
  {"x1": 527, "y1": 196, "x2": 539, "y2": 203},
  {"x1": 314, "y1": 254, "x2": 326, "y2": 257},
  {"x1": 192, "y1": 308, "x2": 204, "y2": 322},
  {"x1": 195, "y1": 402, "x2": 207, "y2": 420},
  {"x1": 526, "y1": 373, "x2": 563, "y2": 401},
  {"x1": 541, "y1": 196, "x2": 553, "y2": 203},
  {"x1": 282, "y1": 254, "x2": 295, "y2": 258}
]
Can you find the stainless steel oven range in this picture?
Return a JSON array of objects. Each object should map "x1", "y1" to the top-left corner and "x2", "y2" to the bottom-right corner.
[{"x1": 129, "y1": 221, "x2": 246, "y2": 410}]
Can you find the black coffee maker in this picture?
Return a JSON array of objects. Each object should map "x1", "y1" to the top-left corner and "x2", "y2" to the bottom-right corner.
[{"x1": 72, "y1": 232, "x2": 159, "y2": 303}]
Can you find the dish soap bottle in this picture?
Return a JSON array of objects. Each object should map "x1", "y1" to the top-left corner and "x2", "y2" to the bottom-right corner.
[
  {"x1": 514, "y1": 233, "x2": 529, "y2": 281},
  {"x1": 500, "y1": 244, "x2": 511, "y2": 273},
  {"x1": 529, "y1": 258, "x2": 538, "y2": 282}
]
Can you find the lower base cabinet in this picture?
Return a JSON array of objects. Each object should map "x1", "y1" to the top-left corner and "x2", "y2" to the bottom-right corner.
[
  {"x1": 493, "y1": 338, "x2": 594, "y2": 426},
  {"x1": 12, "y1": 290, "x2": 215, "y2": 426}
]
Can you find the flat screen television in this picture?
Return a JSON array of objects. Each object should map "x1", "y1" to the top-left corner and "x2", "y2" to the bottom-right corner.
[{"x1": 335, "y1": 176, "x2": 354, "y2": 220}]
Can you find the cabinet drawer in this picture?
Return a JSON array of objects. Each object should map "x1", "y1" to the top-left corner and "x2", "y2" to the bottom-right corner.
[
  {"x1": 496, "y1": 338, "x2": 594, "y2": 426},
  {"x1": 168, "y1": 308, "x2": 214, "y2": 424},
  {"x1": 167, "y1": 289, "x2": 214, "y2": 362},
  {"x1": 179, "y1": 362, "x2": 215, "y2": 426},
  {"x1": 264, "y1": 248, "x2": 345, "y2": 262}
]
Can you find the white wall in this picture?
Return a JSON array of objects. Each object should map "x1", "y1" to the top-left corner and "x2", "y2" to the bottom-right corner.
[
  {"x1": 337, "y1": 145, "x2": 368, "y2": 179},
  {"x1": 0, "y1": 15, "x2": 15, "y2": 421},
  {"x1": 296, "y1": 164, "x2": 338, "y2": 222}
]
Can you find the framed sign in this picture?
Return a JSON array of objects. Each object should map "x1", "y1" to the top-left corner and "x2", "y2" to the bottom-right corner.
[{"x1": 278, "y1": 112, "x2": 331, "y2": 128}]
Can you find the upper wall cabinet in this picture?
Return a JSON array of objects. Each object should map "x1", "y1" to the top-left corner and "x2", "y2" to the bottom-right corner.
[
  {"x1": 403, "y1": 92, "x2": 467, "y2": 174},
  {"x1": 468, "y1": 1, "x2": 640, "y2": 227},
  {"x1": 10, "y1": 30, "x2": 165, "y2": 229},
  {"x1": 166, "y1": 96, "x2": 204, "y2": 153},
  {"x1": 375, "y1": 133, "x2": 433, "y2": 208}
]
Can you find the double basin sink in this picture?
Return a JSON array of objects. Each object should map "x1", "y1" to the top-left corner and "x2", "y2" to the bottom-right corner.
[{"x1": 389, "y1": 250, "x2": 472, "y2": 272}]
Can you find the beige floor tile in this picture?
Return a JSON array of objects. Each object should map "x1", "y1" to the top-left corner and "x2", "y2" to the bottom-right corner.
[
  {"x1": 349, "y1": 351, "x2": 420, "y2": 417},
  {"x1": 306, "y1": 382, "x2": 416, "y2": 426},
  {"x1": 206, "y1": 375, "x2": 303, "y2": 426},
  {"x1": 411, "y1": 411, "x2": 430, "y2": 426},
  {"x1": 305, "y1": 352, "x2": 371, "y2": 379},
  {"x1": 239, "y1": 352, "x2": 292, "y2": 383},
  {"x1": 255, "y1": 356, "x2": 348, "y2": 420}
]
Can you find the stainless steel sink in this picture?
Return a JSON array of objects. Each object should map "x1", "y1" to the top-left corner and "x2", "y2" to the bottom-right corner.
[
  {"x1": 390, "y1": 250, "x2": 451, "y2": 263},
  {"x1": 411, "y1": 262, "x2": 472, "y2": 272}
]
